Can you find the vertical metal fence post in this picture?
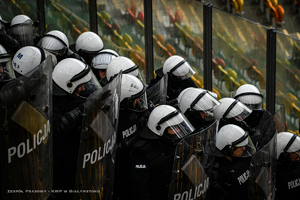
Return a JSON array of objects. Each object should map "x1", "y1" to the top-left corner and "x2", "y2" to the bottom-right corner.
[
  {"x1": 203, "y1": 3, "x2": 213, "y2": 91},
  {"x1": 36, "y1": 0, "x2": 46, "y2": 36},
  {"x1": 144, "y1": 0, "x2": 154, "y2": 85},
  {"x1": 89, "y1": 0, "x2": 98, "y2": 33},
  {"x1": 266, "y1": 28, "x2": 276, "y2": 114}
]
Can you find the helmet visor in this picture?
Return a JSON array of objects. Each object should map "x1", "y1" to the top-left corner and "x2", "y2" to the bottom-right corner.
[
  {"x1": 191, "y1": 91, "x2": 221, "y2": 113},
  {"x1": 127, "y1": 90, "x2": 148, "y2": 112},
  {"x1": 170, "y1": 61, "x2": 195, "y2": 80},
  {"x1": 232, "y1": 135, "x2": 256, "y2": 157},
  {"x1": 76, "y1": 71, "x2": 102, "y2": 98},
  {"x1": 235, "y1": 93, "x2": 263, "y2": 110},
  {"x1": 7, "y1": 19, "x2": 34, "y2": 47},
  {"x1": 162, "y1": 113, "x2": 194, "y2": 139},
  {"x1": 91, "y1": 52, "x2": 118, "y2": 70},
  {"x1": 38, "y1": 35, "x2": 68, "y2": 56},
  {"x1": 223, "y1": 100, "x2": 252, "y2": 121}
]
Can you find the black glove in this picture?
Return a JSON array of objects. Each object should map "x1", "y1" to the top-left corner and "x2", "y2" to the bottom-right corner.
[{"x1": 57, "y1": 104, "x2": 84, "y2": 133}]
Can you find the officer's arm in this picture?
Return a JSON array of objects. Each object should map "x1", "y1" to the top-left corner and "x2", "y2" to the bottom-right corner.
[{"x1": 53, "y1": 104, "x2": 84, "y2": 135}]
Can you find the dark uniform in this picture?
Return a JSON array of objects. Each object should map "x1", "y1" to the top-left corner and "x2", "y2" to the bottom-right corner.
[
  {"x1": 50, "y1": 95, "x2": 85, "y2": 199},
  {"x1": 276, "y1": 161, "x2": 300, "y2": 200},
  {"x1": 211, "y1": 156, "x2": 252, "y2": 200},
  {"x1": 112, "y1": 106, "x2": 143, "y2": 200},
  {"x1": 131, "y1": 138, "x2": 178, "y2": 200}
]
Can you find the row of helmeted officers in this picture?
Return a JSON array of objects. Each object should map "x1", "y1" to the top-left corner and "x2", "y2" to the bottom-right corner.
[{"x1": 0, "y1": 14, "x2": 299, "y2": 200}]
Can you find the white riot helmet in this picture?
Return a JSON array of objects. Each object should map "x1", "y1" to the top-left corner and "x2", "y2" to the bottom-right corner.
[
  {"x1": 12, "y1": 46, "x2": 56, "y2": 77},
  {"x1": 106, "y1": 56, "x2": 142, "y2": 82},
  {"x1": 52, "y1": 58, "x2": 101, "y2": 96},
  {"x1": 213, "y1": 98, "x2": 252, "y2": 121},
  {"x1": 234, "y1": 84, "x2": 263, "y2": 110},
  {"x1": 91, "y1": 49, "x2": 119, "y2": 70},
  {"x1": 7, "y1": 15, "x2": 34, "y2": 47},
  {"x1": 75, "y1": 31, "x2": 105, "y2": 65},
  {"x1": 216, "y1": 124, "x2": 256, "y2": 157},
  {"x1": 162, "y1": 55, "x2": 195, "y2": 80},
  {"x1": 120, "y1": 74, "x2": 148, "y2": 112},
  {"x1": 38, "y1": 30, "x2": 69, "y2": 56},
  {"x1": 277, "y1": 132, "x2": 300, "y2": 160},
  {"x1": 140, "y1": 105, "x2": 194, "y2": 140},
  {"x1": 177, "y1": 87, "x2": 220, "y2": 114}
]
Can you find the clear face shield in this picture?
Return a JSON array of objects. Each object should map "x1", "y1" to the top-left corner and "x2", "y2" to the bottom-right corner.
[
  {"x1": 91, "y1": 52, "x2": 118, "y2": 70},
  {"x1": 169, "y1": 60, "x2": 196, "y2": 81},
  {"x1": 37, "y1": 34, "x2": 68, "y2": 56},
  {"x1": 223, "y1": 100, "x2": 252, "y2": 122},
  {"x1": 7, "y1": 19, "x2": 34, "y2": 47},
  {"x1": 126, "y1": 87, "x2": 148, "y2": 113},
  {"x1": 231, "y1": 134, "x2": 256, "y2": 157},
  {"x1": 78, "y1": 49, "x2": 103, "y2": 65},
  {"x1": 190, "y1": 91, "x2": 221, "y2": 116},
  {"x1": 235, "y1": 92, "x2": 263, "y2": 110},
  {"x1": 284, "y1": 134, "x2": 300, "y2": 162},
  {"x1": 158, "y1": 111, "x2": 194, "y2": 139},
  {"x1": 75, "y1": 70, "x2": 102, "y2": 99}
]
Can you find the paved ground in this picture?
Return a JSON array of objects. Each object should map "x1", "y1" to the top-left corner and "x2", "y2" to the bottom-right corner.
[{"x1": 206, "y1": 0, "x2": 300, "y2": 39}]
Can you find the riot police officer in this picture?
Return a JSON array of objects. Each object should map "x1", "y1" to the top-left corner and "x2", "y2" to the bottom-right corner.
[
  {"x1": 106, "y1": 56, "x2": 144, "y2": 83},
  {"x1": 148, "y1": 55, "x2": 197, "y2": 102},
  {"x1": 50, "y1": 58, "x2": 101, "y2": 199},
  {"x1": 90, "y1": 49, "x2": 119, "y2": 86},
  {"x1": 112, "y1": 74, "x2": 148, "y2": 200},
  {"x1": 11, "y1": 45, "x2": 57, "y2": 78},
  {"x1": 211, "y1": 124, "x2": 256, "y2": 200},
  {"x1": 276, "y1": 132, "x2": 300, "y2": 199},
  {"x1": 74, "y1": 31, "x2": 105, "y2": 65},
  {"x1": 213, "y1": 97, "x2": 271, "y2": 149},
  {"x1": 6, "y1": 14, "x2": 39, "y2": 47},
  {"x1": 234, "y1": 84, "x2": 264, "y2": 110},
  {"x1": 131, "y1": 105, "x2": 195, "y2": 200},
  {"x1": 38, "y1": 30, "x2": 85, "y2": 63},
  {"x1": 177, "y1": 87, "x2": 220, "y2": 132}
]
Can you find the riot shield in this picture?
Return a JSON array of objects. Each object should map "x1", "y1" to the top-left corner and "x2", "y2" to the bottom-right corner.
[
  {"x1": 73, "y1": 73, "x2": 121, "y2": 200},
  {"x1": 146, "y1": 74, "x2": 168, "y2": 106},
  {"x1": 168, "y1": 121, "x2": 218, "y2": 200},
  {"x1": 6, "y1": 19, "x2": 34, "y2": 47},
  {"x1": 251, "y1": 106, "x2": 285, "y2": 150},
  {"x1": 0, "y1": 56, "x2": 53, "y2": 200},
  {"x1": 248, "y1": 106, "x2": 285, "y2": 200}
]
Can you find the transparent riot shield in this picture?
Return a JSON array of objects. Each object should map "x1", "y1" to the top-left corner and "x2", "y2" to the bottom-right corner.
[
  {"x1": 0, "y1": 56, "x2": 53, "y2": 200},
  {"x1": 146, "y1": 74, "x2": 168, "y2": 106},
  {"x1": 73, "y1": 73, "x2": 121, "y2": 200},
  {"x1": 6, "y1": 19, "x2": 34, "y2": 47},
  {"x1": 168, "y1": 121, "x2": 218, "y2": 200},
  {"x1": 251, "y1": 106, "x2": 285, "y2": 150},
  {"x1": 248, "y1": 106, "x2": 285, "y2": 200}
]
